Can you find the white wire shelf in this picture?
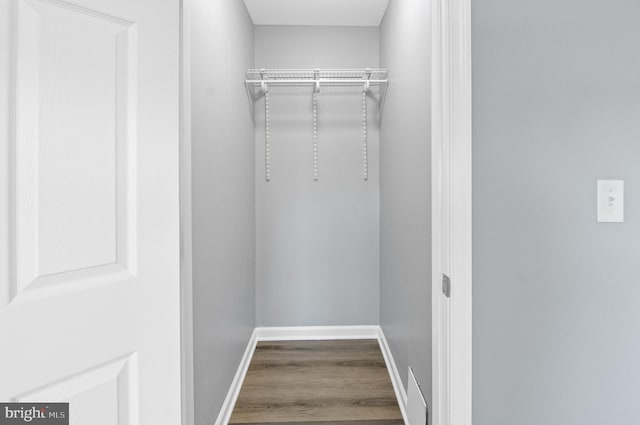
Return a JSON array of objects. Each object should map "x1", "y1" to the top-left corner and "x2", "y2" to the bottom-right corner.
[
  {"x1": 245, "y1": 68, "x2": 389, "y2": 118},
  {"x1": 246, "y1": 68, "x2": 388, "y2": 86}
]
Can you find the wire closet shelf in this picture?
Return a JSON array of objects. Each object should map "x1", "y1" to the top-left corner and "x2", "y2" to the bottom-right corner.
[
  {"x1": 245, "y1": 68, "x2": 388, "y2": 88},
  {"x1": 245, "y1": 68, "x2": 388, "y2": 183},
  {"x1": 245, "y1": 68, "x2": 388, "y2": 113}
]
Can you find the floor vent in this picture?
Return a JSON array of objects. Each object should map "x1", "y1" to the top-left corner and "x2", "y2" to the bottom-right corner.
[{"x1": 407, "y1": 367, "x2": 428, "y2": 425}]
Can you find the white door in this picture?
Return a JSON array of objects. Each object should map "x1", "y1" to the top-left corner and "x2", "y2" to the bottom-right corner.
[{"x1": 0, "y1": 0, "x2": 182, "y2": 423}]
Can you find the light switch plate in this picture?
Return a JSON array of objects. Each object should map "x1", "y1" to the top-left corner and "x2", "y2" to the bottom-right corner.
[{"x1": 597, "y1": 180, "x2": 624, "y2": 223}]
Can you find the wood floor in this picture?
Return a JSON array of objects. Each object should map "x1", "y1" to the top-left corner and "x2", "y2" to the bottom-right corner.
[{"x1": 229, "y1": 339, "x2": 404, "y2": 425}]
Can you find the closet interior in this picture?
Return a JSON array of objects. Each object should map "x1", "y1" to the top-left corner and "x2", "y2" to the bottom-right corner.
[{"x1": 187, "y1": 0, "x2": 432, "y2": 423}]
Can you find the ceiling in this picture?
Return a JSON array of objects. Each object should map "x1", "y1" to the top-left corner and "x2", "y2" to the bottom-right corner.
[{"x1": 243, "y1": 0, "x2": 390, "y2": 27}]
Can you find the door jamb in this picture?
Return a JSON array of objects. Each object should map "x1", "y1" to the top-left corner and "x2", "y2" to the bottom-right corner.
[
  {"x1": 179, "y1": 0, "x2": 195, "y2": 424},
  {"x1": 432, "y1": 0, "x2": 472, "y2": 424}
]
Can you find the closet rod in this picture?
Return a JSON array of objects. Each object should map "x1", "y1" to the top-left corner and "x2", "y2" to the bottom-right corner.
[{"x1": 245, "y1": 79, "x2": 388, "y2": 85}]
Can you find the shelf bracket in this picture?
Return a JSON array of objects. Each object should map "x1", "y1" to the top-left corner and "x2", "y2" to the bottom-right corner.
[{"x1": 314, "y1": 68, "x2": 320, "y2": 93}]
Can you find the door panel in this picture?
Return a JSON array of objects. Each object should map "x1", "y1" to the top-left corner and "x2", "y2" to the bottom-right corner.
[
  {"x1": 0, "y1": 0, "x2": 181, "y2": 423},
  {"x1": 12, "y1": 0, "x2": 136, "y2": 303},
  {"x1": 14, "y1": 355, "x2": 137, "y2": 425}
]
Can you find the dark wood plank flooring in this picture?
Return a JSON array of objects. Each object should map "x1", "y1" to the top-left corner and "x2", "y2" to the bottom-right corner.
[{"x1": 229, "y1": 339, "x2": 404, "y2": 425}]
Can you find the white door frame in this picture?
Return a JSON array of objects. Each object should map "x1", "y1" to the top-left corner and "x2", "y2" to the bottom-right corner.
[
  {"x1": 179, "y1": 1, "x2": 195, "y2": 425},
  {"x1": 432, "y1": 0, "x2": 472, "y2": 424},
  {"x1": 177, "y1": 0, "x2": 472, "y2": 423}
]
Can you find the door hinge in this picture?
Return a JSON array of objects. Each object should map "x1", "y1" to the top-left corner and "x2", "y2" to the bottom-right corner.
[{"x1": 442, "y1": 273, "x2": 451, "y2": 298}]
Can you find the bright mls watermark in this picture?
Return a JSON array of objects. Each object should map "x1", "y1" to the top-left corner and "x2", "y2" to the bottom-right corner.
[{"x1": 0, "y1": 403, "x2": 68, "y2": 424}]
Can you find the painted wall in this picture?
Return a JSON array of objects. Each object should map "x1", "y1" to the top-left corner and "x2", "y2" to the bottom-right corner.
[
  {"x1": 254, "y1": 26, "x2": 381, "y2": 326},
  {"x1": 379, "y1": 0, "x2": 432, "y2": 408},
  {"x1": 473, "y1": 1, "x2": 640, "y2": 424},
  {"x1": 190, "y1": 1, "x2": 255, "y2": 424}
]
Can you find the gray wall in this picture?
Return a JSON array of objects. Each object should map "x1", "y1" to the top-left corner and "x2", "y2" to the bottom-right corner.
[
  {"x1": 473, "y1": 1, "x2": 640, "y2": 424},
  {"x1": 379, "y1": 0, "x2": 432, "y2": 407},
  {"x1": 190, "y1": 1, "x2": 255, "y2": 424},
  {"x1": 254, "y1": 26, "x2": 381, "y2": 326}
]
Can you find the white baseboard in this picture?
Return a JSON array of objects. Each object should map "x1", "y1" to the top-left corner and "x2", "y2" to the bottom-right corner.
[
  {"x1": 213, "y1": 328, "x2": 258, "y2": 425},
  {"x1": 214, "y1": 325, "x2": 408, "y2": 425},
  {"x1": 378, "y1": 327, "x2": 409, "y2": 424},
  {"x1": 255, "y1": 325, "x2": 380, "y2": 341}
]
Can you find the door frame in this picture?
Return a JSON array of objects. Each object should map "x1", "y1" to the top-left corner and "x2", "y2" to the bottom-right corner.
[
  {"x1": 179, "y1": 0, "x2": 195, "y2": 425},
  {"x1": 431, "y1": 0, "x2": 472, "y2": 424},
  {"x1": 177, "y1": 0, "x2": 472, "y2": 423}
]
